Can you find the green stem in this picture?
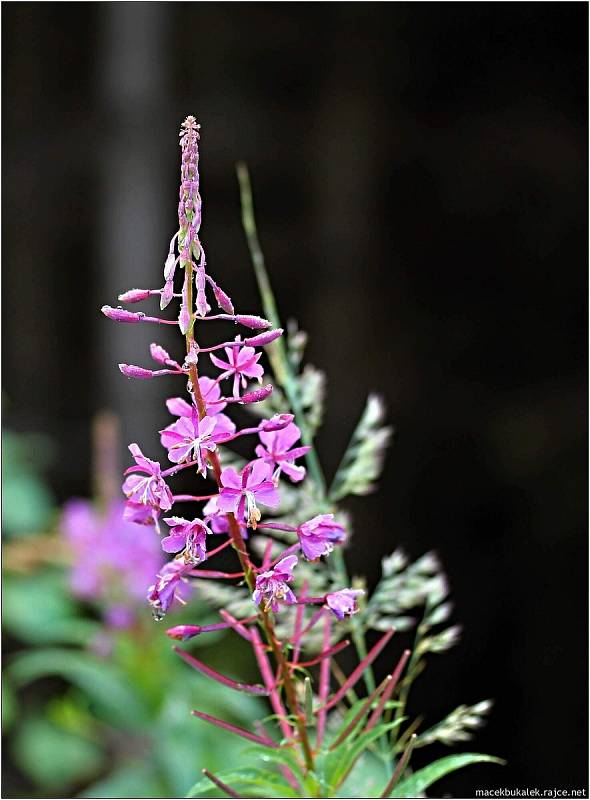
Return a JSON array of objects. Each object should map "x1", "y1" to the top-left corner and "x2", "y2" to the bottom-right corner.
[{"x1": 236, "y1": 162, "x2": 326, "y2": 497}]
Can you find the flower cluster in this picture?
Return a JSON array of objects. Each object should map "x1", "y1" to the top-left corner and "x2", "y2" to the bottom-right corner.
[{"x1": 103, "y1": 116, "x2": 357, "y2": 630}]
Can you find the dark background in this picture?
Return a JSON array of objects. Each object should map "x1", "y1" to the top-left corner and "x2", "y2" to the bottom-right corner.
[{"x1": 2, "y1": 2, "x2": 588, "y2": 796}]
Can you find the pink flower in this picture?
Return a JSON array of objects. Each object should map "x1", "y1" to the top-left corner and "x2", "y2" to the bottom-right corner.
[
  {"x1": 255, "y1": 422, "x2": 310, "y2": 483},
  {"x1": 161, "y1": 516, "x2": 211, "y2": 563},
  {"x1": 122, "y1": 444, "x2": 173, "y2": 511},
  {"x1": 147, "y1": 559, "x2": 193, "y2": 620},
  {"x1": 297, "y1": 514, "x2": 346, "y2": 561},
  {"x1": 160, "y1": 406, "x2": 219, "y2": 474},
  {"x1": 217, "y1": 461, "x2": 280, "y2": 528},
  {"x1": 325, "y1": 589, "x2": 364, "y2": 620},
  {"x1": 210, "y1": 341, "x2": 264, "y2": 399},
  {"x1": 252, "y1": 555, "x2": 298, "y2": 613}
]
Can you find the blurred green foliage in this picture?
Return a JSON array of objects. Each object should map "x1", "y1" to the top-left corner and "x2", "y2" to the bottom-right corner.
[{"x1": 2, "y1": 429, "x2": 262, "y2": 798}]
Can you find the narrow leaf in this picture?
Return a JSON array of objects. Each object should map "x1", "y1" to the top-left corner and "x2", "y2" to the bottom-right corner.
[
  {"x1": 391, "y1": 753, "x2": 505, "y2": 798},
  {"x1": 380, "y1": 734, "x2": 416, "y2": 797},
  {"x1": 321, "y1": 629, "x2": 395, "y2": 712},
  {"x1": 365, "y1": 649, "x2": 411, "y2": 732},
  {"x1": 191, "y1": 709, "x2": 276, "y2": 747},
  {"x1": 174, "y1": 647, "x2": 269, "y2": 695},
  {"x1": 201, "y1": 769, "x2": 240, "y2": 798}
]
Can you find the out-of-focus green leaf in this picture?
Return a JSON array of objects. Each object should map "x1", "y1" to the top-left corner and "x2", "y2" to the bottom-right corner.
[
  {"x1": 80, "y1": 762, "x2": 166, "y2": 798},
  {"x1": 2, "y1": 571, "x2": 100, "y2": 645},
  {"x1": 336, "y1": 751, "x2": 389, "y2": 798},
  {"x1": 2, "y1": 430, "x2": 55, "y2": 536},
  {"x1": 391, "y1": 753, "x2": 504, "y2": 797},
  {"x1": 11, "y1": 716, "x2": 104, "y2": 790},
  {"x1": 7, "y1": 648, "x2": 147, "y2": 728},
  {"x1": 2, "y1": 679, "x2": 17, "y2": 732}
]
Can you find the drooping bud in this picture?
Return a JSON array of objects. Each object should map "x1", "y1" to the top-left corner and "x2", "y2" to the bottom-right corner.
[
  {"x1": 195, "y1": 266, "x2": 210, "y2": 317},
  {"x1": 234, "y1": 315, "x2": 272, "y2": 330},
  {"x1": 244, "y1": 329, "x2": 283, "y2": 347},
  {"x1": 239, "y1": 384, "x2": 273, "y2": 404},
  {"x1": 160, "y1": 279, "x2": 175, "y2": 310},
  {"x1": 102, "y1": 306, "x2": 145, "y2": 323},
  {"x1": 118, "y1": 288, "x2": 151, "y2": 304},
  {"x1": 206, "y1": 275, "x2": 235, "y2": 315},
  {"x1": 179, "y1": 281, "x2": 191, "y2": 335},
  {"x1": 164, "y1": 251, "x2": 177, "y2": 281}
]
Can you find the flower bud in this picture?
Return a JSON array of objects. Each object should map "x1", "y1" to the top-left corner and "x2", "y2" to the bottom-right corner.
[
  {"x1": 160, "y1": 279, "x2": 174, "y2": 310},
  {"x1": 164, "y1": 251, "x2": 177, "y2": 280},
  {"x1": 207, "y1": 276, "x2": 235, "y2": 315},
  {"x1": 195, "y1": 266, "x2": 210, "y2": 317},
  {"x1": 150, "y1": 343, "x2": 172, "y2": 365},
  {"x1": 102, "y1": 306, "x2": 145, "y2": 323},
  {"x1": 259, "y1": 413, "x2": 294, "y2": 432},
  {"x1": 165, "y1": 624, "x2": 202, "y2": 641},
  {"x1": 234, "y1": 315, "x2": 271, "y2": 330},
  {"x1": 239, "y1": 384, "x2": 273, "y2": 404},
  {"x1": 118, "y1": 289, "x2": 151, "y2": 304},
  {"x1": 244, "y1": 329, "x2": 283, "y2": 347},
  {"x1": 119, "y1": 364, "x2": 156, "y2": 379}
]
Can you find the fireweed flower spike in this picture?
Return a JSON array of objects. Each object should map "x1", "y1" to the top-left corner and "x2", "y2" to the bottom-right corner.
[{"x1": 102, "y1": 117, "x2": 498, "y2": 795}]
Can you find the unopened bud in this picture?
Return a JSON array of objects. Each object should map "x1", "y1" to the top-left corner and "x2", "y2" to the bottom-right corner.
[
  {"x1": 118, "y1": 288, "x2": 151, "y2": 304},
  {"x1": 235, "y1": 315, "x2": 271, "y2": 330},
  {"x1": 239, "y1": 384, "x2": 273, "y2": 404},
  {"x1": 160, "y1": 279, "x2": 174, "y2": 310},
  {"x1": 102, "y1": 306, "x2": 145, "y2": 323},
  {"x1": 207, "y1": 276, "x2": 235, "y2": 315},
  {"x1": 165, "y1": 625, "x2": 202, "y2": 641},
  {"x1": 259, "y1": 413, "x2": 294, "y2": 432},
  {"x1": 119, "y1": 364, "x2": 156, "y2": 379},
  {"x1": 150, "y1": 343, "x2": 171, "y2": 365},
  {"x1": 164, "y1": 251, "x2": 177, "y2": 281},
  {"x1": 244, "y1": 329, "x2": 283, "y2": 347}
]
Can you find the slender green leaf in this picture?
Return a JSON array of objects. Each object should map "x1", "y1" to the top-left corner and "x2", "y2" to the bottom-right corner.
[{"x1": 391, "y1": 753, "x2": 504, "y2": 797}]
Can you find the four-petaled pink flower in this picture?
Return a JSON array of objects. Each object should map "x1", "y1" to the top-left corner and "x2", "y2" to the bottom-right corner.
[
  {"x1": 253, "y1": 555, "x2": 298, "y2": 613},
  {"x1": 122, "y1": 444, "x2": 173, "y2": 511},
  {"x1": 147, "y1": 559, "x2": 193, "y2": 620},
  {"x1": 210, "y1": 341, "x2": 263, "y2": 399},
  {"x1": 160, "y1": 406, "x2": 219, "y2": 474},
  {"x1": 325, "y1": 588, "x2": 364, "y2": 620},
  {"x1": 162, "y1": 516, "x2": 212, "y2": 563},
  {"x1": 217, "y1": 461, "x2": 280, "y2": 528},
  {"x1": 297, "y1": 514, "x2": 346, "y2": 561},
  {"x1": 255, "y1": 422, "x2": 310, "y2": 483}
]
